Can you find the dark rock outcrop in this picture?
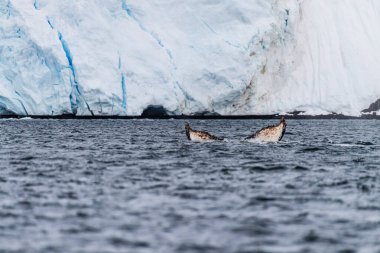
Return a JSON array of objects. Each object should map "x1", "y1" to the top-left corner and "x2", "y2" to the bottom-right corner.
[{"x1": 362, "y1": 99, "x2": 380, "y2": 113}]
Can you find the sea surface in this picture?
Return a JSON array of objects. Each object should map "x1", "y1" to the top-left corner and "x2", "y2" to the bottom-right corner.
[{"x1": 0, "y1": 119, "x2": 379, "y2": 253}]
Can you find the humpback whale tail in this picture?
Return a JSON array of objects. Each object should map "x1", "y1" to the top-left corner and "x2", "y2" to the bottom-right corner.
[
  {"x1": 185, "y1": 122, "x2": 224, "y2": 142},
  {"x1": 246, "y1": 117, "x2": 287, "y2": 142}
]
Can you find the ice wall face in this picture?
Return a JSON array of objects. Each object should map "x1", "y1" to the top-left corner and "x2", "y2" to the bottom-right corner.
[
  {"x1": 248, "y1": 0, "x2": 380, "y2": 116},
  {"x1": 0, "y1": 0, "x2": 72, "y2": 115},
  {"x1": 1, "y1": 0, "x2": 380, "y2": 116}
]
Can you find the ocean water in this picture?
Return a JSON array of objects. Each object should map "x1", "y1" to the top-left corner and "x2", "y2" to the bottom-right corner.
[{"x1": 0, "y1": 119, "x2": 379, "y2": 253}]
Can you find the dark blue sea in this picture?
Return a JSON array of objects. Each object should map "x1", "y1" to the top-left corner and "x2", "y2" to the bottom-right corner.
[{"x1": 0, "y1": 119, "x2": 379, "y2": 253}]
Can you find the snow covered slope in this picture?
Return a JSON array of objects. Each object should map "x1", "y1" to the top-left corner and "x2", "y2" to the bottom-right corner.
[{"x1": 1, "y1": 0, "x2": 380, "y2": 116}]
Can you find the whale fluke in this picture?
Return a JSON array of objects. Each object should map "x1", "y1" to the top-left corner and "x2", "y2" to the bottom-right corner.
[
  {"x1": 185, "y1": 122, "x2": 224, "y2": 142},
  {"x1": 246, "y1": 117, "x2": 287, "y2": 142}
]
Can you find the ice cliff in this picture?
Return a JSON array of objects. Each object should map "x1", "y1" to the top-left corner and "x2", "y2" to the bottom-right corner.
[{"x1": 1, "y1": 0, "x2": 380, "y2": 116}]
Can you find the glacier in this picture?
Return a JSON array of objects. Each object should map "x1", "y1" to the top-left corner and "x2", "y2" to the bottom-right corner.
[{"x1": 1, "y1": 0, "x2": 380, "y2": 116}]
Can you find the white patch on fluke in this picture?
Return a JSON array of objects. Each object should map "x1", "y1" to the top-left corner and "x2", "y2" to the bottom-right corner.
[
  {"x1": 185, "y1": 122, "x2": 223, "y2": 142},
  {"x1": 189, "y1": 132, "x2": 212, "y2": 142}
]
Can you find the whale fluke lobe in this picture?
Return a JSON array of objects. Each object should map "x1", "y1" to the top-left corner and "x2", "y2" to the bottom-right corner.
[
  {"x1": 185, "y1": 122, "x2": 191, "y2": 140},
  {"x1": 246, "y1": 117, "x2": 287, "y2": 142},
  {"x1": 185, "y1": 122, "x2": 224, "y2": 142}
]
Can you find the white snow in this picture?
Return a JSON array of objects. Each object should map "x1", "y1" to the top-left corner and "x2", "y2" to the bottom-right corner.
[{"x1": 0, "y1": 0, "x2": 380, "y2": 116}]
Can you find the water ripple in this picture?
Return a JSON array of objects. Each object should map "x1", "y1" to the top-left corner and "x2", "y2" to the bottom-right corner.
[{"x1": 0, "y1": 119, "x2": 379, "y2": 252}]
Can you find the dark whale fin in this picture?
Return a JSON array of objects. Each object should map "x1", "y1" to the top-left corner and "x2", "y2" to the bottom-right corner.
[
  {"x1": 185, "y1": 122, "x2": 191, "y2": 140},
  {"x1": 279, "y1": 117, "x2": 287, "y2": 141}
]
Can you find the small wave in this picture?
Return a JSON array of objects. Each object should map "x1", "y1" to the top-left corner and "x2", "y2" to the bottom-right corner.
[
  {"x1": 244, "y1": 138, "x2": 280, "y2": 144},
  {"x1": 293, "y1": 165, "x2": 310, "y2": 171},
  {"x1": 253, "y1": 195, "x2": 277, "y2": 202},
  {"x1": 318, "y1": 180, "x2": 349, "y2": 187},
  {"x1": 356, "y1": 141, "x2": 374, "y2": 146},
  {"x1": 298, "y1": 147, "x2": 324, "y2": 153},
  {"x1": 108, "y1": 237, "x2": 149, "y2": 248},
  {"x1": 61, "y1": 225, "x2": 100, "y2": 234},
  {"x1": 353, "y1": 158, "x2": 365, "y2": 163},
  {"x1": 333, "y1": 143, "x2": 356, "y2": 147},
  {"x1": 333, "y1": 141, "x2": 375, "y2": 147},
  {"x1": 20, "y1": 156, "x2": 35, "y2": 161},
  {"x1": 357, "y1": 183, "x2": 371, "y2": 193},
  {"x1": 243, "y1": 165, "x2": 288, "y2": 172}
]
